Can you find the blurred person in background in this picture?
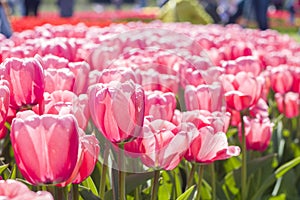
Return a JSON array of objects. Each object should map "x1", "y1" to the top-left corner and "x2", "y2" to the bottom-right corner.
[
  {"x1": 24, "y1": 0, "x2": 41, "y2": 16},
  {"x1": 252, "y1": 0, "x2": 270, "y2": 30},
  {"x1": 0, "y1": 0, "x2": 12, "y2": 38},
  {"x1": 112, "y1": 0, "x2": 122, "y2": 10},
  {"x1": 7, "y1": 0, "x2": 25, "y2": 15},
  {"x1": 57, "y1": 0, "x2": 74, "y2": 17},
  {"x1": 139, "y1": 0, "x2": 147, "y2": 8}
]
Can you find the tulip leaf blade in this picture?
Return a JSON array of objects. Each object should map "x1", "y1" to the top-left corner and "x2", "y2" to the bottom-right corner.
[
  {"x1": 275, "y1": 156, "x2": 300, "y2": 179},
  {"x1": 0, "y1": 164, "x2": 9, "y2": 174},
  {"x1": 9, "y1": 164, "x2": 17, "y2": 180},
  {"x1": 125, "y1": 171, "x2": 155, "y2": 193},
  {"x1": 79, "y1": 187, "x2": 101, "y2": 200},
  {"x1": 81, "y1": 176, "x2": 99, "y2": 196},
  {"x1": 176, "y1": 185, "x2": 196, "y2": 200},
  {"x1": 104, "y1": 171, "x2": 155, "y2": 200},
  {"x1": 250, "y1": 156, "x2": 300, "y2": 200}
]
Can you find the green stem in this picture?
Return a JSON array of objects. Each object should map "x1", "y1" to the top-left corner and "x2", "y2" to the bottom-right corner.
[
  {"x1": 210, "y1": 163, "x2": 216, "y2": 200},
  {"x1": 195, "y1": 165, "x2": 205, "y2": 200},
  {"x1": 4, "y1": 122, "x2": 11, "y2": 131},
  {"x1": 99, "y1": 144, "x2": 110, "y2": 199},
  {"x1": 297, "y1": 105, "x2": 300, "y2": 139},
  {"x1": 186, "y1": 163, "x2": 197, "y2": 189},
  {"x1": 119, "y1": 170, "x2": 126, "y2": 200},
  {"x1": 64, "y1": 186, "x2": 69, "y2": 200},
  {"x1": 135, "y1": 186, "x2": 140, "y2": 200},
  {"x1": 55, "y1": 187, "x2": 64, "y2": 200},
  {"x1": 151, "y1": 170, "x2": 160, "y2": 200},
  {"x1": 240, "y1": 113, "x2": 247, "y2": 200},
  {"x1": 73, "y1": 184, "x2": 79, "y2": 200}
]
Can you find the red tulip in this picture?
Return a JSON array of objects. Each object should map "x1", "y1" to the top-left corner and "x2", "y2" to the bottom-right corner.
[
  {"x1": 0, "y1": 179, "x2": 53, "y2": 200},
  {"x1": 0, "y1": 57, "x2": 44, "y2": 112},
  {"x1": 44, "y1": 68, "x2": 75, "y2": 93},
  {"x1": 185, "y1": 126, "x2": 240, "y2": 163},
  {"x1": 89, "y1": 80, "x2": 145, "y2": 143},
  {"x1": 10, "y1": 111, "x2": 80, "y2": 185},
  {"x1": 239, "y1": 116, "x2": 273, "y2": 152},
  {"x1": 275, "y1": 92, "x2": 299, "y2": 118},
  {"x1": 222, "y1": 72, "x2": 263, "y2": 111},
  {"x1": 145, "y1": 90, "x2": 176, "y2": 121},
  {"x1": 185, "y1": 83, "x2": 224, "y2": 112}
]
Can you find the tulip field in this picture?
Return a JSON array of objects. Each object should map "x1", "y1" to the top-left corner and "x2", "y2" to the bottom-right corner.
[{"x1": 0, "y1": 13, "x2": 300, "y2": 200}]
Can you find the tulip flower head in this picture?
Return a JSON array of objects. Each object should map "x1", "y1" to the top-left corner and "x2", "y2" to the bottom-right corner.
[
  {"x1": 0, "y1": 179, "x2": 53, "y2": 200},
  {"x1": 89, "y1": 80, "x2": 145, "y2": 143},
  {"x1": 10, "y1": 111, "x2": 80, "y2": 185},
  {"x1": 1, "y1": 57, "x2": 44, "y2": 112}
]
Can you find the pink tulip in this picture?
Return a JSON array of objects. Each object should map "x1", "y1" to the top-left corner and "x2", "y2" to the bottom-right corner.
[
  {"x1": 0, "y1": 179, "x2": 53, "y2": 200},
  {"x1": 269, "y1": 66, "x2": 293, "y2": 94},
  {"x1": 58, "y1": 129, "x2": 100, "y2": 186},
  {"x1": 39, "y1": 38, "x2": 76, "y2": 61},
  {"x1": 181, "y1": 110, "x2": 211, "y2": 130},
  {"x1": 222, "y1": 56, "x2": 263, "y2": 76},
  {"x1": 185, "y1": 83, "x2": 224, "y2": 112},
  {"x1": 0, "y1": 57, "x2": 44, "y2": 111},
  {"x1": 275, "y1": 92, "x2": 299, "y2": 118},
  {"x1": 222, "y1": 72, "x2": 263, "y2": 111},
  {"x1": 97, "y1": 67, "x2": 138, "y2": 85},
  {"x1": 138, "y1": 120, "x2": 197, "y2": 170},
  {"x1": 44, "y1": 68, "x2": 75, "y2": 93},
  {"x1": 68, "y1": 61, "x2": 91, "y2": 95},
  {"x1": 136, "y1": 69, "x2": 179, "y2": 93},
  {"x1": 10, "y1": 111, "x2": 80, "y2": 185},
  {"x1": 0, "y1": 80, "x2": 10, "y2": 139},
  {"x1": 249, "y1": 98, "x2": 269, "y2": 119},
  {"x1": 144, "y1": 90, "x2": 176, "y2": 121},
  {"x1": 185, "y1": 126, "x2": 240, "y2": 163},
  {"x1": 239, "y1": 116, "x2": 273, "y2": 152},
  {"x1": 89, "y1": 80, "x2": 145, "y2": 143},
  {"x1": 38, "y1": 90, "x2": 90, "y2": 130},
  {"x1": 291, "y1": 68, "x2": 300, "y2": 93},
  {"x1": 73, "y1": 134, "x2": 100, "y2": 184},
  {"x1": 42, "y1": 54, "x2": 69, "y2": 69}
]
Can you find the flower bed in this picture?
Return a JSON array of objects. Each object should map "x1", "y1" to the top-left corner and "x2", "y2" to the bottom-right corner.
[{"x1": 0, "y1": 21, "x2": 299, "y2": 199}]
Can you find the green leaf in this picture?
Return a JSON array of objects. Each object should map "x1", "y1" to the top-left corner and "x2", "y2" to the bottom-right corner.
[
  {"x1": 104, "y1": 171, "x2": 154, "y2": 200},
  {"x1": 269, "y1": 193, "x2": 286, "y2": 200},
  {"x1": 82, "y1": 176, "x2": 98, "y2": 196},
  {"x1": 158, "y1": 171, "x2": 172, "y2": 200},
  {"x1": 275, "y1": 156, "x2": 300, "y2": 178},
  {"x1": 0, "y1": 164, "x2": 9, "y2": 174},
  {"x1": 79, "y1": 188, "x2": 100, "y2": 200},
  {"x1": 9, "y1": 164, "x2": 17, "y2": 179},
  {"x1": 176, "y1": 185, "x2": 196, "y2": 200},
  {"x1": 126, "y1": 172, "x2": 155, "y2": 193},
  {"x1": 251, "y1": 156, "x2": 300, "y2": 200}
]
